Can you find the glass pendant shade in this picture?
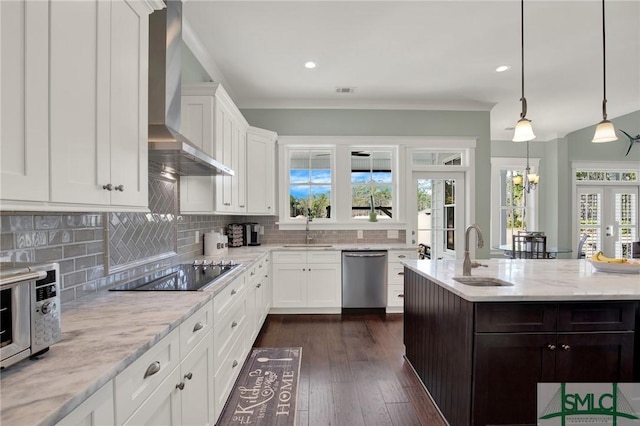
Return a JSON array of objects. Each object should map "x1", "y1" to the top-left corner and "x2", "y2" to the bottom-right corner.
[
  {"x1": 592, "y1": 119, "x2": 618, "y2": 143},
  {"x1": 527, "y1": 173, "x2": 539, "y2": 184},
  {"x1": 512, "y1": 118, "x2": 536, "y2": 142}
]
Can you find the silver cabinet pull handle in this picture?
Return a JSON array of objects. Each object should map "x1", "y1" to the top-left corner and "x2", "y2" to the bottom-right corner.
[
  {"x1": 193, "y1": 322, "x2": 203, "y2": 332},
  {"x1": 176, "y1": 382, "x2": 185, "y2": 390},
  {"x1": 114, "y1": 184, "x2": 124, "y2": 192},
  {"x1": 102, "y1": 184, "x2": 113, "y2": 191},
  {"x1": 250, "y1": 272, "x2": 255, "y2": 276},
  {"x1": 398, "y1": 272, "x2": 404, "y2": 275},
  {"x1": 184, "y1": 372, "x2": 193, "y2": 380},
  {"x1": 144, "y1": 361, "x2": 161, "y2": 379},
  {"x1": 259, "y1": 264, "x2": 263, "y2": 268},
  {"x1": 231, "y1": 321, "x2": 238, "y2": 328},
  {"x1": 256, "y1": 283, "x2": 261, "y2": 288},
  {"x1": 561, "y1": 344, "x2": 571, "y2": 351},
  {"x1": 547, "y1": 344, "x2": 556, "y2": 351},
  {"x1": 398, "y1": 255, "x2": 406, "y2": 259},
  {"x1": 231, "y1": 289, "x2": 237, "y2": 295},
  {"x1": 398, "y1": 294, "x2": 404, "y2": 298},
  {"x1": 232, "y1": 360, "x2": 238, "y2": 368}
]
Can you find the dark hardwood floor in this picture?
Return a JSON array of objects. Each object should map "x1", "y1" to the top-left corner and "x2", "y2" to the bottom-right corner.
[{"x1": 253, "y1": 314, "x2": 447, "y2": 426}]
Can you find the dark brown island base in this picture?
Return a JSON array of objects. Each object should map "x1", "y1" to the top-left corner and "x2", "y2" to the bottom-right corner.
[{"x1": 402, "y1": 259, "x2": 640, "y2": 426}]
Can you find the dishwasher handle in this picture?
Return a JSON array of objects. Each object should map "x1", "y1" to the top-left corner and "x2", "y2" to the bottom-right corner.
[{"x1": 344, "y1": 253, "x2": 387, "y2": 258}]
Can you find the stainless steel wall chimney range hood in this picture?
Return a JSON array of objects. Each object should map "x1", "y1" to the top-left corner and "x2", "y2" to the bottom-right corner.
[{"x1": 148, "y1": 1, "x2": 233, "y2": 176}]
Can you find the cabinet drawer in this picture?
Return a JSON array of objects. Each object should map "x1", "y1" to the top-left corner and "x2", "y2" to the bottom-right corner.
[
  {"x1": 247, "y1": 255, "x2": 266, "y2": 284},
  {"x1": 213, "y1": 297, "x2": 247, "y2": 373},
  {"x1": 180, "y1": 302, "x2": 213, "y2": 358},
  {"x1": 388, "y1": 250, "x2": 416, "y2": 262},
  {"x1": 114, "y1": 328, "x2": 180, "y2": 424},
  {"x1": 272, "y1": 251, "x2": 306, "y2": 264},
  {"x1": 214, "y1": 322, "x2": 248, "y2": 416},
  {"x1": 557, "y1": 302, "x2": 637, "y2": 332},
  {"x1": 307, "y1": 250, "x2": 340, "y2": 264},
  {"x1": 387, "y1": 284, "x2": 404, "y2": 307},
  {"x1": 213, "y1": 273, "x2": 246, "y2": 319},
  {"x1": 387, "y1": 263, "x2": 405, "y2": 285},
  {"x1": 475, "y1": 303, "x2": 558, "y2": 333}
]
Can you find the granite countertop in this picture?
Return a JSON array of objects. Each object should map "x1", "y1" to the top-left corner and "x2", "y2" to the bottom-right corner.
[
  {"x1": 0, "y1": 243, "x2": 415, "y2": 426},
  {"x1": 403, "y1": 258, "x2": 640, "y2": 302}
]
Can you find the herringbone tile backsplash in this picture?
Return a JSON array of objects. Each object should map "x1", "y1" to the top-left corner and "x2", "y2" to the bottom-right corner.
[{"x1": 107, "y1": 176, "x2": 176, "y2": 271}]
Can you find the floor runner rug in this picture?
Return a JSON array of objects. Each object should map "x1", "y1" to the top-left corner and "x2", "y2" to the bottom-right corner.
[{"x1": 218, "y1": 347, "x2": 302, "y2": 426}]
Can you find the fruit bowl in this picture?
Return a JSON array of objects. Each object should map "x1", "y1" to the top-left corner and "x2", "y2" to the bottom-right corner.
[{"x1": 587, "y1": 259, "x2": 640, "y2": 274}]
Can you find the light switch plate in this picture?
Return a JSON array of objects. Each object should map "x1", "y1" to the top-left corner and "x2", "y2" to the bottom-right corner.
[
  {"x1": 387, "y1": 229, "x2": 399, "y2": 239},
  {"x1": 357, "y1": 230, "x2": 364, "y2": 239}
]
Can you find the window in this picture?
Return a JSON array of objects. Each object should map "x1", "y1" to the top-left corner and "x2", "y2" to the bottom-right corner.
[
  {"x1": 288, "y1": 149, "x2": 333, "y2": 219},
  {"x1": 350, "y1": 150, "x2": 393, "y2": 220},
  {"x1": 491, "y1": 158, "x2": 539, "y2": 248}
]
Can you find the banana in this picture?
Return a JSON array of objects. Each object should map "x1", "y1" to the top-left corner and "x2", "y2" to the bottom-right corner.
[{"x1": 591, "y1": 251, "x2": 628, "y2": 263}]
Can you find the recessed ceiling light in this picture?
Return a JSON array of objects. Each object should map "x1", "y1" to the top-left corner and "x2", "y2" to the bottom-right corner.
[
  {"x1": 496, "y1": 65, "x2": 511, "y2": 73},
  {"x1": 304, "y1": 61, "x2": 317, "y2": 69}
]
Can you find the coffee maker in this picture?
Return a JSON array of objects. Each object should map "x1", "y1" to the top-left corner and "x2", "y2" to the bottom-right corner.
[{"x1": 243, "y1": 223, "x2": 261, "y2": 246}]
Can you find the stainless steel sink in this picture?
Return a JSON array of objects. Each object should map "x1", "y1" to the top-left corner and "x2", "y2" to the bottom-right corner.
[
  {"x1": 282, "y1": 244, "x2": 333, "y2": 248},
  {"x1": 452, "y1": 276, "x2": 514, "y2": 287}
]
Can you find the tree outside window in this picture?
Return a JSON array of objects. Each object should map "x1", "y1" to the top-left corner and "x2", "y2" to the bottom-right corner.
[{"x1": 289, "y1": 150, "x2": 332, "y2": 219}]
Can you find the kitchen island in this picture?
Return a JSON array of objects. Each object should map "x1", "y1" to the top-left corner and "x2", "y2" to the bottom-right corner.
[{"x1": 402, "y1": 259, "x2": 640, "y2": 426}]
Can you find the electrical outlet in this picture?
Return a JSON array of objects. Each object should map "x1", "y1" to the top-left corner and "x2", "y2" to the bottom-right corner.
[
  {"x1": 387, "y1": 229, "x2": 399, "y2": 239},
  {"x1": 357, "y1": 230, "x2": 364, "y2": 239},
  {"x1": 194, "y1": 230, "x2": 200, "y2": 244}
]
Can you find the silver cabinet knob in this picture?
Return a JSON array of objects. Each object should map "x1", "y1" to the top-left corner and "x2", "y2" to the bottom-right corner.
[
  {"x1": 561, "y1": 344, "x2": 571, "y2": 351},
  {"x1": 114, "y1": 184, "x2": 124, "y2": 192},
  {"x1": 231, "y1": 321, "x2": 238, "y2": 328},
  {"x1": 547, "y1": 344, "x2": 556, "y2": 351},
  {"x1": 193, "y1": 322, "x2": 203, "y2": 332},
  {"x1": 232, "y1": 360, "x2": 238, "y2": 368},
  {"x1": 103, "y1": 184, "x2": 113, "y2": 191},
  {"x1": 256, "y1": 283, "x2": 261, "y2": 288}
]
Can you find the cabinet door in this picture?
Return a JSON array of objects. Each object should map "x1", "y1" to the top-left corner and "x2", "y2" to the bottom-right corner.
[
  {"x1": 123, "y1": 368, "x2": 182, "y2": 426},
  {"x1": 555, "y1": 332, "x2": 635, "y2": 382},
  {"x1": 272, "y1": 264, "x2": 307, "y2": 308},
  {"x1": 49, "y1": 0, "x2": 111, "y2": 206},
  {"x1": 0, "y1": 0, "x2": 49, "y2": 202},
  {"x1": 216, "y1": 105, "x2": 234, "y2": 211},
  {"x1": 246, "y1": 129, "x2": 276, "y2": 214},
  {"x1": 306, "y1": 263, "x2": 341, "y2": 308},
  {"x1": 473, "y1": 333, "x2": 555, "y2": 426},
  {"x1": 56, "y1": 381, "x2": 114, "y2": 426},
  {"x1": 180, "y1": 332, "x2": 216, "y2": 426},
  {"x1": 108, "y1": 0, "x2": 148, "y2": 208}
]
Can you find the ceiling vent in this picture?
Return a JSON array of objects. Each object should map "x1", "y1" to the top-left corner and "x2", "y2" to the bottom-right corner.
[{"x1": 335, "y1": 87, "x2": 357, "y2": 94}]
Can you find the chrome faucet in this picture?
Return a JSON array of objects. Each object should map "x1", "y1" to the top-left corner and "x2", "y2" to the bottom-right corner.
[
  {"x1": 305, "y1": 210, "x2": 314, "y2": 244},
  {"x1": 463, "y1": 224, "x2": 485, "y2": 276}
]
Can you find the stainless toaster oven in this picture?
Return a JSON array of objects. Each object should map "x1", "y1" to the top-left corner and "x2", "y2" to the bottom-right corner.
[{"x1": 0, "y1": 262, "x2": 61, "y2": 368}]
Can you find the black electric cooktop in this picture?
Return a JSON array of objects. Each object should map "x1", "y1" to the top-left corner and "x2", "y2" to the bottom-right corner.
[{"x1": 109, "y1": 263, "x2": 239, "y2": 291}]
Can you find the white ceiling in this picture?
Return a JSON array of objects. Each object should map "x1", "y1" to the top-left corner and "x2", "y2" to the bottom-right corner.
[{"x1": 183, "y1": 0, "x2": 640, "y2": 141}]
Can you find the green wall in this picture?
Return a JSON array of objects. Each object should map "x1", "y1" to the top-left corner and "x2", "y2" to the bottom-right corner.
[{"x1": 242, "y1": 108, "x2": 492, "y2": 258}]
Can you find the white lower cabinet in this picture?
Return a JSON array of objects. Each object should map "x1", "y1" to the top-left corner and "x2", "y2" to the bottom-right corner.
[
  {"x1": 271, "y1": 250, "x2": 341, "y2": 312},
  {"x1": 387, "y1": 249, "x2": 417, "y2": 311},
  {"x1": 56, "y1": 381, "x2": 115, "y2": 426},
  {"x1": 247, "y1": 254, "x2": 271, "y2": 343}
]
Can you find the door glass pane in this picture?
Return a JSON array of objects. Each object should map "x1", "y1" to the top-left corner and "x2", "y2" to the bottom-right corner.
[
  {"x1": 579, "y1": 191, "x2": 602, "y2": 256},
  {"x1": 615, "y1": 192, "x2": 637, "y2": 258},
  {"x1": 417, "y1": 178, "x2": 457, "y2": 259}
]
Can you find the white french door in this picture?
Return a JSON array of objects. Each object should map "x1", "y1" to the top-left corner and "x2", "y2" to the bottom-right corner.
[
  {"x1": 411, "y1": 172, "x2": 465, "y2": 260},
  {"x1": 577, "y1": 185, "x2": 638, "y2": 258}
]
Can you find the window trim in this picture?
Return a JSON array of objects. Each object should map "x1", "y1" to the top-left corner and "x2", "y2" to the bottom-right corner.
[{"x1": 490, "y1": 157, "x2": 540, "y2": 251}]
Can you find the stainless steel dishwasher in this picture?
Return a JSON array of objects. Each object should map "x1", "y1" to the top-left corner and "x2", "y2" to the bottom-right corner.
[{"x1": 342, "y1": 250, "x2": 388, "y2": 313}]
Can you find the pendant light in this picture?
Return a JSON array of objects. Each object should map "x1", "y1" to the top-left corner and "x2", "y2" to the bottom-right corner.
[
  {"x1": 592, "y1": 0, "x2": 618, "y2": 143},
  {"x1": 513, "y1": 0, "x2": 536, "y2": 142}
]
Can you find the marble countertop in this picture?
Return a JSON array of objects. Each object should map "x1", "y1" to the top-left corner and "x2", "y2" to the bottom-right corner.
[
  {"x1": 0, "y1": 243, "x2": 415, "y2": 426},
  {"x1": 403, "y1": 258, "x2": 640, "y2": 302}
]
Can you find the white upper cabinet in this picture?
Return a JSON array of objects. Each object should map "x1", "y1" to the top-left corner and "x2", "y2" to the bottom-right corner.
[
  {"x1": 1, "y1": 0, "x2": 160, "y2": 211},
  {"x1": 49, "y1": 0, "x2": 152, "y2": 210},
  {"x1": 180, "y1": 83, "x2": 277, "y2": 215},
  {"x1": 246, "y1": 126, "x2": 277, "y2": 215},
  {"x1": 0, "y1": 0, "x2": 49, "y2": 203}
]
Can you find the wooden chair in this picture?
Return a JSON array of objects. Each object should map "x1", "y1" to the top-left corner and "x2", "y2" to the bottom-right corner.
[{"x1": 512, "y1": 234, "x2": 549, "y2": 259}]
